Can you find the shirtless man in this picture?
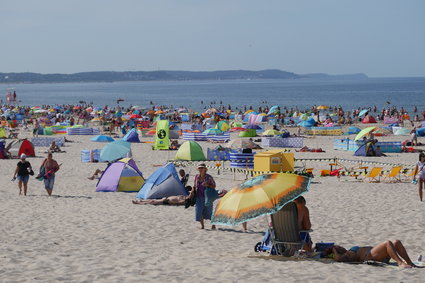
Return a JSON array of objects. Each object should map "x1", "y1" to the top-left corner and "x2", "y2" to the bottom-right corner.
[
  {"x1": 330, "y1": 240, "x2": 417, "y2": 268},
  {"x1": 40, "y1": 152, "x2": 60, "y2": 196},
  {"x1": 294, "y1": 196, "x2": 312, "y2": 251},
  {"x1": 132, "y1": 195, "x2": 187, "y2": 206}
]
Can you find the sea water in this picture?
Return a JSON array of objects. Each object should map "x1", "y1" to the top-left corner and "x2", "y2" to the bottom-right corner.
[{"x1": 2, "y1": 77, "x2": 425, "y2": 112}]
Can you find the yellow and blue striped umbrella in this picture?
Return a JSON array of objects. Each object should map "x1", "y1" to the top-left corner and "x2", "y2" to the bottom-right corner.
[{"x1": 212, "y1": 173, "x2": 311, "y2": 226}]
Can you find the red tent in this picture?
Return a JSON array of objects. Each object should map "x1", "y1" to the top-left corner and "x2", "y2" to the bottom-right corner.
[
  {"x1": 8, "y1": 139, "x2": 36, "y2": 158},
  {"x1": 362, "y1": 116, "x2": 377, "y2": 124}
]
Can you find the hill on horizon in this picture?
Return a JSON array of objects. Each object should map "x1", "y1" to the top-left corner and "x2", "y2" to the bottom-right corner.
[{"x1": 0, "y1": 69, "x2": 368, "y2": 84}]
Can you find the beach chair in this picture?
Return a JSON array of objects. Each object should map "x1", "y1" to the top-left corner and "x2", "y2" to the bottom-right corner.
[
  {"x1": 363, "y1": 167, "x2": 382, "y2": 183},
  {"x1": 270, "y1": 202, "x2": 311, "y2": 256},
  {"x1": 382, "y1": 166, "x2": 402, "y2": 183}
]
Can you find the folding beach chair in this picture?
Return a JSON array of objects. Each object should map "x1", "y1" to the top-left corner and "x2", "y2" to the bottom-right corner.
[
  {"x1": 270, "y1": 202, "x2": 312, "y2": 256},
  {"x1": 382, "y1": 166, "x2": 402, "y2": 183},
  {"x1": 363, "y1": 167, "x2": 383, "y2": 183}
]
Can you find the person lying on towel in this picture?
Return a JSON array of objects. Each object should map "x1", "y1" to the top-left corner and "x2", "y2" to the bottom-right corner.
[
  {"x1": 132, "y1": 195, "x2": 188, "y2": 206},
  {"x1": 323, "y1": 241, "x2": 418, "y2": 268}
]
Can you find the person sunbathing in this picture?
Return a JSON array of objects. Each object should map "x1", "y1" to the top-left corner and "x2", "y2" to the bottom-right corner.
[
  {"x1": 88, "y1": 169, "x2": 104, "y2": 180},
  {"x1": 49, "y1": 141, "x2": 63, "y2": 153},
  {"x1": 327, "y1": 240, "x2": 417, "y2": 268},
  {"x1": 294, "y1": 196, "x2": 312, "y2": 252},
  {"x1": 132, "y1": 195, "x2": 188, "y2": 206}
]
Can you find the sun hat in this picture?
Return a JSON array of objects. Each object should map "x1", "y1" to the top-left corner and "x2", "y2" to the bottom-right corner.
[
  {"x1": 20, "y1": 153, "x2": 27, "y2": 159},
  {"x1": 197, "y1": 163, "x2": 207, "y2": 169}
]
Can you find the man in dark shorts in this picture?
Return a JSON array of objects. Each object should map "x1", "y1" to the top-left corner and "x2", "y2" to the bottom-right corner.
[{"x1": 40, "y1": 152, "x2": 60, "y2": 196}]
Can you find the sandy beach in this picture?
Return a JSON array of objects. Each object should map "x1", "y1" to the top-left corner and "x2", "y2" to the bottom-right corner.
[{"x1": 1, "y1": 124, "x2": 425, "y2": 282}]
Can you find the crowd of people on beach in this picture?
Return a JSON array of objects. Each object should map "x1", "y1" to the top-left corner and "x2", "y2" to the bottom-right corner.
[{"x1": 2, "y1": 101, "x2": 425, "y2": 269}]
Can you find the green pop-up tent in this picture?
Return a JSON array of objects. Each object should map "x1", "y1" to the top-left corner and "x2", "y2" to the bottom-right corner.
[{"x1": 174, "y1": 141, "x2": 206, "y2": 161}]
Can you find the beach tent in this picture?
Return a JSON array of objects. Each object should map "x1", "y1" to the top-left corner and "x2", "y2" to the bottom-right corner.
[
  {"x1": 8, "y1": 139, "x2": 35, "y2": 158},
  {"x1": 393, "y1": 127, "x2": 410, "y2": 136},
  {"x1": 136, "y1": 163, "x2": 188, "y2": 199},
  {"x1": 203, "y1": 128, "x2": 222, "y2": 135},
  {"x1": 0, "y1": 127, "x2": 5, "y2": 138},
  {"x1": 353, "y1": 142, "x2": 383, "y2": 157},
  {"x1": 100, "y1": 140, "x2": 131, "y2": 162},
  {"x1": 122, "y1": 128, "x2": 140, "y2": 143},
  {"x1": 91, "y1": 135, "x2": 114, "y2": 142},
  {"x1": 262, "y1": 129, "x2": 281, "y2": 136},
  {"x1": 362, "y1": 116, "x2": 377, "y2": 124},
  {"x1": 175, "y1": 141, "x2": 206, "y2": 161},
  {"x1": 346, "y1": 126, "x2": 361, "y2": 135},
  {"x1": 96, "y1": 158, "x2": 144, "y2": 192},
  {"x1": 298, "y1": 120, "x2": 314, "y2": 127},
  {"x1": 417, "y1": 128, "x2": 425, "y2": 137},
  {"x1": 169, "y1": 130, "x2": 179, "y2": 139},
  {"x1": 239, "y1": 129, "x2": 257, "y2": 137}
]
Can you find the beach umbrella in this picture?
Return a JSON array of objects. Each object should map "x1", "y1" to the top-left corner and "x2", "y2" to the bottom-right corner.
[
  {"x1": 100, "y1": 140, "x2": 131, "y2": 162},
  {"x1": 225, "y1": 138, "x2": 262, "y2": 149},
  {"x1": 203, "y1": 128, "x2": 223, "y2": 135},
  {"x1": 91, "y1": 135, "x2": 115, "y2": 142},
  {"x1": 317, "y1": 105, "x2": 329, "y2": 110},
  {"x1": 354, "y1": 126, "x2": 378, "y2": 141},
  {"x1": 211, "y1": 173, "x2": 311, "y2": 226},
  {"x1": 267, "y1": 105, "x2": 279, "y2": 115},
  {"x1": 262, "y1": 129, "x2": 281, "y2": 136},
  {"x1": 130, "y1": 114, "x2": 141, "y2": 119},
  {"x1": 230, "y1": 122, "x2": 243, "y2": 128},
  {"x1": 216, "y1": 121, "x2": 230, "y2": 131},
  {"x1": 358, "y1": 109, "x2": 369, "y2": 117},
  {"x1": 298, "y1": 120, "x2": 314, "y2": 127}
]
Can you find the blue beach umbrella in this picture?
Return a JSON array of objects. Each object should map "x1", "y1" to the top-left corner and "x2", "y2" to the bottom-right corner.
[
  {"x1": 91, "y1": 135, "x2": 115, "y2": 142},
  {"x1": 359, "y1": 109, "x2": 369, "y2": 117},
  {"x1": 100, "y1": 140, "x2": 131, "y2": 162},
  {"x1": 267, "y1": 105, "x2": 279, "y2": 115}
]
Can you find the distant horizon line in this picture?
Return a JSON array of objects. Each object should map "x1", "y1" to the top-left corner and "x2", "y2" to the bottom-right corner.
[{"x1": 1, "y1": 69, "x2": 424, "y2": 79}]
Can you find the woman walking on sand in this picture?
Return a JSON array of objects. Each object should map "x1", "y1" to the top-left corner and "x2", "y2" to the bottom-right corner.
[
  {"x1": 413, "y1": 152, "x2": 425, "y2": 201},
  {"x1": 189, "y1": 163, "x2": 217, "y2": 230},
  {"x1": 12, "y1": 154, "x2": 33, "y2": 196}
]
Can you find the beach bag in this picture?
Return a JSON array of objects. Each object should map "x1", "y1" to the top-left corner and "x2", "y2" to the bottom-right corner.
[
  {"x1": 204, "y1": 187, "x2": 219, "y2": 206},
  {"x1": 36, "y1": 167, "x2": 45, "y2": 181}
]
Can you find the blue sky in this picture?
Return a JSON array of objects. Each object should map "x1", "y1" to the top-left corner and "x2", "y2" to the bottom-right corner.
[{"x1": 1, "y1": 0, "x2": 424, "y2": 77}]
